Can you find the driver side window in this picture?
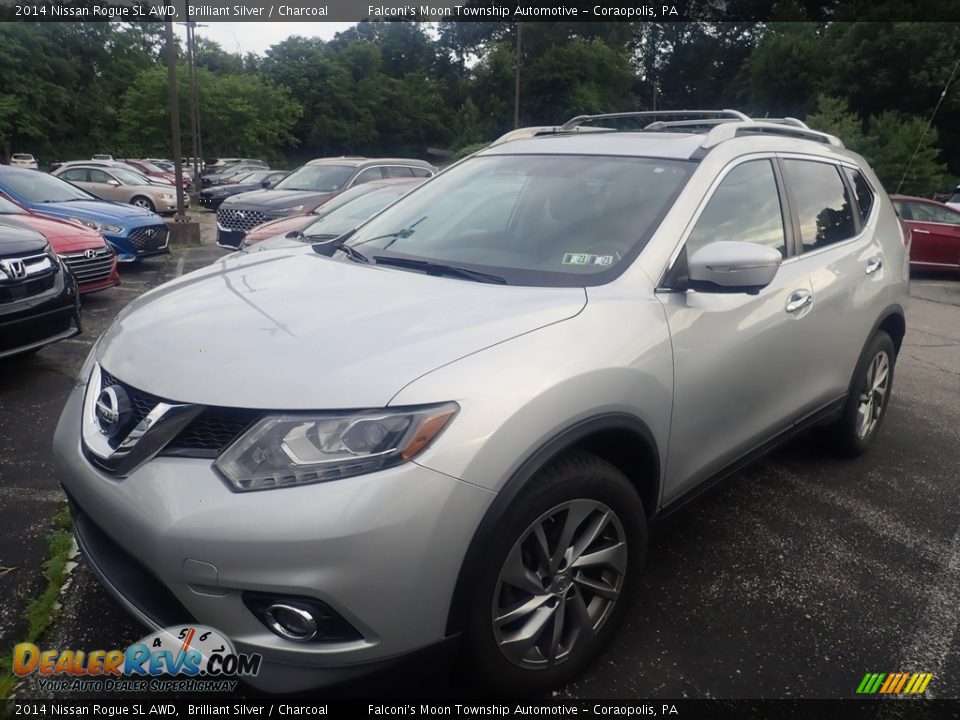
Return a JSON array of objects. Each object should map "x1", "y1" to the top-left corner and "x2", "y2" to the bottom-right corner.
[{"x1": 686, "y1": 160, "x2": 787, "y2": 259}]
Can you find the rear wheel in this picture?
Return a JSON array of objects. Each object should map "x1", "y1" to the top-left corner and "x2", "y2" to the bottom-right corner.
[
  {"x1": 821, "y1": 330, "x2": 896, "y2": 455},
  {"x1": 462, "y1": 452, "x2": 646, "y2": 693},
  {"x1": 131, "y1": 196, "x2": 155, "y2": 212}
]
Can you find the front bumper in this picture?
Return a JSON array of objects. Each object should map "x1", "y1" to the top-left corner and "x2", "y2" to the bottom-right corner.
[
  {"x1": 216, "y1": 225, "x2": 246, "y2": 249},
  {"x1": 104, "y1": 224, "x2": 171, "y2": 263},
  {"x1": 53, "y1": 383, "x2": 494, "y2": 692},
  {"x1": 0, "y1": 269, "x2": 81, "y2": 359}
]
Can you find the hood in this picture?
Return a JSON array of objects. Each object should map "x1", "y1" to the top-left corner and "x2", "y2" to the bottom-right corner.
[
  {"x1": 243, "y1": 215, "x2": 315, "y2": 245},
  {"x1": 241, "y1": 234, "x2": 308, "y2": 253},
  {"x1": 223, "y1": 188, "x2": 334, "y2": 211},
  {"x1": 1, "y1": 213, "x2": 105, "y2": 252},
  {"x1": 0, "y1": 217, "x2": 49, "y2": 254},
  {"x1": 31, "y1": 200, "x2": 160, "y2": 225},
  {"x1": 204, "y1": 181, "x2": 260, "y2": 197},
  {"x1": 98, "y1": 248, "x2": 587, "y2": 409}
]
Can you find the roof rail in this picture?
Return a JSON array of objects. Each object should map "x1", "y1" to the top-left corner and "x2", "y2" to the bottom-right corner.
[
  {"x1": 701, "y1": 121, "x2": 844, "y2": 148},
  {"x1": 643, "y1": 118, "x2": 740, "y2": 131},
  {"x1": 560, "y1": 109, "x2": 750, "y2": 131}
]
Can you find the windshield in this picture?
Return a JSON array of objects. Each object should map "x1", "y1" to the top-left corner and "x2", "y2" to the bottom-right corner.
[
  {"x1": 2, "y1": 171, "x2": 95, "y2": 203},
  {"x1": 275, "y1": 164, "x2": 354, "y2": 193},
  {"x1": 0, "y1": 195, "x2": 28, "y2": 214},
  {"x1": 344, "y1": 154, "x2": 692, "y2": 287},
  {"x1": 303, "y1": 187, "x2": 412, "y2": 239}
]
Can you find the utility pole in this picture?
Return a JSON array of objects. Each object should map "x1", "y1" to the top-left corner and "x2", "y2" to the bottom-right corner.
[
  {"x1": 184, "y1": 17, "x2": 205, "y2": 188},
  {"x1": 513, "y1": 22, "x2": 522, "y2": 129},
  {"x1": 164, "y1": 19, "x2": 187, "y2": 220}
]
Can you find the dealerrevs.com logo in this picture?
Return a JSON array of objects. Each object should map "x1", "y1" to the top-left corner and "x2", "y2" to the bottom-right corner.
[{"x1": 13, "y1": 625, "x2": 262, "y2": 693}]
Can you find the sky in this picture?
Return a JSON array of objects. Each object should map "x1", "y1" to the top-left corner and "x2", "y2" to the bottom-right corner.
[{"x1": 174, "y1": 22, "x2": 358, "y2": 56}]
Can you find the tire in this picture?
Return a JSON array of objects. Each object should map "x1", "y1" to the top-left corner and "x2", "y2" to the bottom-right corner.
[
  {"x1": 131, "y1": 196, "x2": 155, "y2": 212},
  {"x1": 822, "y1": 330, "x2": 896, "y2": 456},
  {"x1": 461, "y1": 451, "x2": 647, "y2": 694}
]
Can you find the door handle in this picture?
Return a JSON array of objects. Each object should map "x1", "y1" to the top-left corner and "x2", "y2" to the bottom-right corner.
[
  {"x1": 865, "y1": 257, "x2": 883, "y2": 275},
  {"x1": 785, "y1": 290, "x2": 813, "y2": 313},
  {"x1": 911, "y1": 228, "x2": 930, "y2": 234}
]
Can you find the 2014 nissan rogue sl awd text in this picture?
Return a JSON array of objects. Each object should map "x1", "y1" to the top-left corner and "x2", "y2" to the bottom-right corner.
[{"x1": 54, "y1": 110, "x2": 909, "y2": 693}]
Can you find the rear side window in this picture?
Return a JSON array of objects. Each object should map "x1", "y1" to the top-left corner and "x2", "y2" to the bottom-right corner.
[
  {"x1": 783, "y1": 160, "x2": 857, "y2": 252},
  {"x1": 410, "y1": 167, "x2": 433, "y2": 178},
  {"x1": 61, "y1": 169, "x2": 88, "y2": 182},
  {"x1": 687, "y1": 159, "x2": 786, "y2": 258},
  {"x1": 384, "y1": 166, "x2": 415, "y2": 178},
  {"x1": 843, "y1": 167, "x2": 874, "y2": 223},
  {"x1": 906, "y1": 201, "x2": 960, "y2": 225},
  {"x1": 353, "y1": 167, "x2": 385, "y2": 185}
]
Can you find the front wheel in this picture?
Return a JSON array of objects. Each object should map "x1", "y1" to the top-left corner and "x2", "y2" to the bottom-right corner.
[
  {"x1": 462, "y1": 452, "x2": 646, "y2": 693},
  {"x1": 822, "y1": 330, "x2": 896, "y2": 456},
  {"x1": 131, "y1": 196, "x2": 155, "y2": 213}
]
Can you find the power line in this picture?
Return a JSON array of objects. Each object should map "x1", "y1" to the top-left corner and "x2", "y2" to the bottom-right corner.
[{"x1": 896, "y1": 54, "x2": 960, "y2": 194}]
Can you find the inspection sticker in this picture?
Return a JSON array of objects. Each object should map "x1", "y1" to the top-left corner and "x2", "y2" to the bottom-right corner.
[{"x1": 562, "y1": 253, "x2": 616, "y2": 266}]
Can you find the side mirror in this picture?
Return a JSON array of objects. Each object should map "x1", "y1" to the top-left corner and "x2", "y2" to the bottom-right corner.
[
  {"x1": 687, "y1": 241, "x2": 781, "y2": 292},
  {"x1": 106, "y1": 179, "x2": 121, "y2": 187},
  {"x1": 262, "y1": 179, "x2": 274, "y2": 188}
]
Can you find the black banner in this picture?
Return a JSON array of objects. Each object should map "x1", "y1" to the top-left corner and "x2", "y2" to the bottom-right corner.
[{"x1": 3, "y1": 700, "x2": 960, "y2": 719}]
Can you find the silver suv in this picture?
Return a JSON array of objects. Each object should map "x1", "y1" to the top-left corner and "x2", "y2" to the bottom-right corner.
[{"x1": 55, "y1": 110, "x2": 908, "y2": 693}]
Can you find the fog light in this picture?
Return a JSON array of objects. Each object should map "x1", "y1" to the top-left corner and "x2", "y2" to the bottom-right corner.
[
  {"x1": 243, "y1": 592, "x2": 363, "y2": 643},
  {"x1": 264, "y1": 604, "x2": 318, "y2": 642}
]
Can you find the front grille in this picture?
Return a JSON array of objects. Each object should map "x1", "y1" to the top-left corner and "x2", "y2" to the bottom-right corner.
[
  {"x1": 0, "y1": 273, "x2": 55, "y2": 303},
  {"x1": 99, "y1": 368, "x2": 261, "y2": 456},
  {"x1": 167, "y1": 407, "x2": 261, "y2": 453},
  {"x1": 61, "y1": 248, "x2": 114, "y2": 285},
  {"x1": 100, "y1": 369, "x2": 165, "y2": 446},
  {"x1": 127, "y1": 225, "x2": 169, "y2": 253},
  {"x1": 217, "y1": 208, "x2": 265, "y2": 232}
]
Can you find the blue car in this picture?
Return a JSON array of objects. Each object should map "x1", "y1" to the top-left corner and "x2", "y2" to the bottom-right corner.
[{"x1": 0, "y1": 166, "x2": 170, "y2": 263}]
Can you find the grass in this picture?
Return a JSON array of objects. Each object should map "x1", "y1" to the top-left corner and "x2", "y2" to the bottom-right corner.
[{"x1": 0, "y1": 505, "x2": 74, "y2": 700}]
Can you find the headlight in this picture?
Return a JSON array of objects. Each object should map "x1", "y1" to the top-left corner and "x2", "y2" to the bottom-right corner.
[
  {"x1": 214, "y1": 403, "x2": 459, "y2": 492},
  {"x1": 276, "y1": 205, "x2": 305, "y2": 216},
  {"x1": 159, "y1": 193, "x2": 174, "y2": 201},
  {"x1": 69, "y1": 218, "x2": 122, "y2": 234}
]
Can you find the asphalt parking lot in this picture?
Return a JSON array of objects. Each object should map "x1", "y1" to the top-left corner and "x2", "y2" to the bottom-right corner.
[{"x1": 2, "y1": 219, "x2": 959, "y2": 699}]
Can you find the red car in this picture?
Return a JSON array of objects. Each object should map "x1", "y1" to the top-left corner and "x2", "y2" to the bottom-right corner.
[
  {"x1": 122, "y1": 159, "x2": 191, "y2": 191},
  {"x1": 240, "y1": 179, "x2": 424, "y2": 248},
  {"x1": 891, "y1": 195, "x2": 960, "y2": 272},
  {"x1": 0, "y1": 193, "x2": 120, "y2": 294}
]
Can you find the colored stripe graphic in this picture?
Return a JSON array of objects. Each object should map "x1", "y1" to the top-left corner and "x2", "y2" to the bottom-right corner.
[{"x1": 857, "y1": 672, "x2": 932, "y2": 694}]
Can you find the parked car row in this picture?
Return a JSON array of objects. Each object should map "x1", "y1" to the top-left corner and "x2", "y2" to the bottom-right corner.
[
  {"x1": 215, "y1": 156, "x2": 436, "y2": 248},
  {"x1": 0, "y1": 161, "x2": 176, "y2": 361},
  {"x1": 198, "y1": 170, "x2": 288, "y2": 209}
]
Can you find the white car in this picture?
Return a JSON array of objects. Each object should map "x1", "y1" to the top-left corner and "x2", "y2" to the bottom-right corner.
[{"x1": 9, "y1": 154, "x2": 38, "y2": 170}]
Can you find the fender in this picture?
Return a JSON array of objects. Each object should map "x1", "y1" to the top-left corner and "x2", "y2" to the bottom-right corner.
[{"x1": 444, "y1": 412, "x2": 660, "y2": 636}]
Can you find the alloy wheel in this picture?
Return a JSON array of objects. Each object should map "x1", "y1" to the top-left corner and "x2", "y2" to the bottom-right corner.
[
  {"x1": 856, "y1": 350, "x2": 890, "y2": 440},
  {"x1": 491, "y1": 499, "x2": 627, "y2": 669}
]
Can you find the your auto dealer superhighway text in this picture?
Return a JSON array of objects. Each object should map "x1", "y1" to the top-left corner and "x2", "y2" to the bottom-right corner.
[{"x1": 369, "y1": 706, "x2": 676, "y2": 716}]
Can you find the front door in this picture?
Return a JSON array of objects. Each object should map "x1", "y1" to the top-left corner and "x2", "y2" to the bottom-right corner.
[{"x1": 657, "y1": 158, "x2": 818, "y2": 503}]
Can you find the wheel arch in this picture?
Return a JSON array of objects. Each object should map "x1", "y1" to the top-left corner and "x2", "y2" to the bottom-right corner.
[{"x1": 444, "y1": 413, "x2": 660, "y2": 637}]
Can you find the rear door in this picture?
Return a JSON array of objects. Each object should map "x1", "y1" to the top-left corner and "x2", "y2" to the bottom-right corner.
[
  {"x1": 782, "y1": 157, "x2": 889, "y2": 403},
  {"x1": 59, "y1": 168, "x2": 93, "y2": 192},
  {"x1": 658, "y1": 157, "x2": 818, "y2": 502},
  {"x1": 897, "y1": 199, "x2": 960, "y2": 270},
  {"x1": 87, "y1": 169, "x2": 125, "y2": 202}
]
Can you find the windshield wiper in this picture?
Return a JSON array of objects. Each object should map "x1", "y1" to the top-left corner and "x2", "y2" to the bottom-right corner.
[
  {"x1": 371, "y1": 256, "x2": 507, "y2": 284},
  {"x1": 353, "y1": 216, "x2": 428, "y2": 249}
]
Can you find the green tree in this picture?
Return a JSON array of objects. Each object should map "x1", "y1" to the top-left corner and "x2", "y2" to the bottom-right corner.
[
  {"x1": 806, "y1": 94, "x2": 864, "y2": 150},
  {"x1": 117, "y1": 65, "x2": 301, "y2": 159},
  {"x1": 860, "y1": 111, "x2": 949, "y2": 196}
]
